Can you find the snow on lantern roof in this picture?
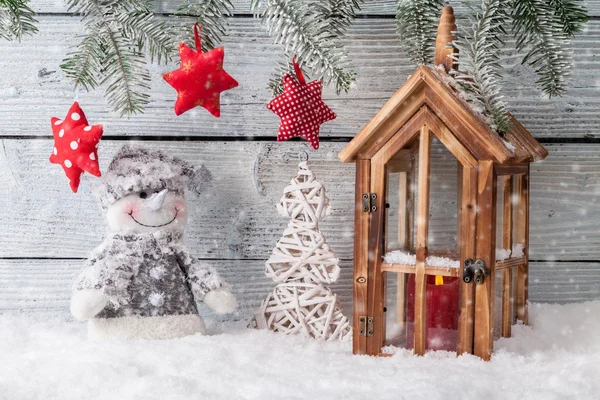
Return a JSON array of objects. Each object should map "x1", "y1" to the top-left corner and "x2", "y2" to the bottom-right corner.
[{"x1": 338, "y1": 7, "x2": 548, "y2": 165}]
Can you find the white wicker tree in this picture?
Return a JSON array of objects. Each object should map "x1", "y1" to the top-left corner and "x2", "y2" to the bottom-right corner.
[{"x1": 253, "y1": 161, "x2": 351, "y2": 341}]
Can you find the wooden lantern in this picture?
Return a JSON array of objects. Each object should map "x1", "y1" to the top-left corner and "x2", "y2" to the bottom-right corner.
[{"x1": 338, "y1": 6, "x2": 548, "y2": 360}]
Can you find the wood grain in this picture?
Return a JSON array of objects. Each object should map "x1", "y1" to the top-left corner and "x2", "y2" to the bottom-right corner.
[
  {"x1": 352, "y1": 160, "x2": 370, "y2": 355},
  {"x1": 2, "y1": 141, "x2": 600, "y2": 263},
  {"x1": 28, "y1": 0, "x2": 600, "y2": 16},
  {"x1": 366, "y1": 152, "x2": 386, "y2": 355},
  {"x1": 1, "y1": 259, "x2": 594, "y2": 320},
  {"x1": 0, "y1": 258, "x2": 354, "y2": 321},
  {"x1": 413, "y1": 127, "x2": 431, "y2": 356},
  {"x1": 502, "y1": 176, "x2": 513, "y2": 338},
  {"x1": 474, "y1": 161, "x2": 495, "y2": 361},
  {"x1": 458, "y1": 166, "x2": 477, "y2": 355},
  {"x1": 3, "y1": 17, "x2": 600, "y2": 139}
]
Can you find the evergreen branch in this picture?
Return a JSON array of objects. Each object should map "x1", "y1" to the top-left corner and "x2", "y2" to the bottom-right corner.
[
  {"x1": 0, "y1": 0, "x2": 38, "y2": 41},
  {"x1": 60, "y1": 31, "x2": 103, "y2": 91},
  {"x1": 511, "y1": 0, "x2": 571, "y2": 97},
  {"x1": 253, "y1": 0, "x2": 356, "y2": 95},
  {"x1": 62, "y1": 0, "x2": 174, "y2": 115},
  {"x1": 453, "y1": 0, "x2": 511, "y2": 134},
  {"x1": 118, "y1": 10, "x2": 174, "y2": 64},
  {"x1": 101, "y1": 28, "x2": 151, "y2": 116},
  {"x1": 549, "y1": 0, "x2": 587, "y2": 37},
  {"x1": 396, "y1": 0, "x2": 445, "y2": 65},
  {"x1": 312, "y1": 0, "x2": 363, "y2": 37},
  {"x1": 177, "y1": 0, "x2": 234, "y2": 52}
]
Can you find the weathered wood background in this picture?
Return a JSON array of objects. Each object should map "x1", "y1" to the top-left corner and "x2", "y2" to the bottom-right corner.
[{"x1": 1, "y1": 1, "x2": 599, "y2": 322}]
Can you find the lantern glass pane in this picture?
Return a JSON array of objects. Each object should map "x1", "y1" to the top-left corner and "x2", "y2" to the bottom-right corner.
[
  {"x1": 427, "y1": 138, "x2": 459, "y2": 257},
  {"x1": 384, "y1": 150, "x2": 416, "y2": 254}
]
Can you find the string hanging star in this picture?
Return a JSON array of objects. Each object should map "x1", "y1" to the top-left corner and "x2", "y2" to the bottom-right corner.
[
  {"x1": 266, "y1": 57, "x2": 336, "y2": 150},
  {"x1": 49, "y1": 102, "x2": 103, "y2": 192},
  {"x1": 163, "y1": 24, "x2": 238, "y2": 117}
]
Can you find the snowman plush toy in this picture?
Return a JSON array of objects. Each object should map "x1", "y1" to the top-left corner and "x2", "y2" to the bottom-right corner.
[{"x1": 70, "y1": 145, "x2": 236, "y2": 340}]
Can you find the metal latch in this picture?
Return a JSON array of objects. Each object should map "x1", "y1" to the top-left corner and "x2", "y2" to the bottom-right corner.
[
  {"x1": 362, "y1": 193, "x2": 377, "y2": 213},
  {"x1": 359, "y1": 316, "x2": 374, "y2": 336},
  {"x1": 463, "y1": 258, "x2": 489, "y2": 285}
]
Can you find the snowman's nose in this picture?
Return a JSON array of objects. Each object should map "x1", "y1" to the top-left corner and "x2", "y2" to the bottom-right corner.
[{"x1": 148, "y1": 189, "x2": 168, "y2": 211}]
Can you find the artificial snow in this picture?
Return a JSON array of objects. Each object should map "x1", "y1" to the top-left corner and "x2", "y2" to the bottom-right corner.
[
  {"x1": 496, "y1": 244, "x2": 526, "y2": 261},
  {"x1": 383, "y1": 250, "x2": 460, "y2": 268},
  {"x1": 503, "y1": 139, "x2": 516, "y2": 152},
  {"x1": 1, "y1": 301, "x2": 599, "y2": 399}
]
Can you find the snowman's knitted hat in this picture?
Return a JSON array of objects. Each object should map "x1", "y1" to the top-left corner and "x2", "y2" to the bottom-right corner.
[{"x1": 94, "y1": 145, "x2": 212, "y2": 210}]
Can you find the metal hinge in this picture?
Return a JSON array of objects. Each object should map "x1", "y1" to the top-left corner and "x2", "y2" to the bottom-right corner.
[
  {"x1": 362, "y1": 193, "x2": 377, "y2": 213},
  {"x1": 359, "y1": 316, "x2": 374, "y2": 336},
  {"x1": 463, "y1": 258, "x2": 489, "y2": 284}
]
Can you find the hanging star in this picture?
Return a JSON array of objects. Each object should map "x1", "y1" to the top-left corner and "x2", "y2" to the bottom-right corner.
[
  {"x1": 163, "y1": 23, "x2": 238, "y2": 117},
  {"x1": 266, "y1": 57, "x2": 336, "y2": 150},
  {"x1": 49, "y1": 102, "x2": 103, "y2": 193}
]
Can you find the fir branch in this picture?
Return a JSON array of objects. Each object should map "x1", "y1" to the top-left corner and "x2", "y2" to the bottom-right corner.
[
  {"x1": 396, "y1": 0, "x2": 445, "y2": 65},
  {"x1": 549, "y1": 0, "x2": 588, "y2": 37},
  {"x1": 118, "y1": 10, "x2": 174, "y2": 64},
  {"x1": 177, "y1": 0, "x2": 234, "y2": 52},
  {"x1": 453, "y1": 0, "x2": 511, "y2": 134},
  {"x1": 60, "y1": 31, "x2": 103, "y2": 91},
  {"x1": 312, "y1": 0, "x2": 363, "y2": 37},
  {"x1": 61, "y1": 0, "x2": 175, "y2": 115},
  {"x1": 0, "y1": 0, "x2": 38, "y2": 41},
  {"x1": 511, "y1": 0, "x2": 571, "y2": 98},
  {"x1": 253, "y1": 0, "x2": 356, "y2": 95},
  {"x1": 101, "y1": 28, "x2": 151, "y2": 116}
]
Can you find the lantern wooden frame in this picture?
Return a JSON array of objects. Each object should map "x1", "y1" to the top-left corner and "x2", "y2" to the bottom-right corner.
[{"x1": 338, "y1": 7, "x2": 548, "y2": 360}]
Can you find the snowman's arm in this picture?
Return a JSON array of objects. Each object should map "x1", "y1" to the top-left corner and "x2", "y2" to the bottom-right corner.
[
  {"x1": 71, "y1": 244, "x2": 110, "y2": 320},
  {"x1": 175, "y1": 246, "x2": 237, "y2": 314},
  {"x1": 73, "y1": 244, "x2": 108, "y2": 291},
  {"x1": 174, "y1": 246, "x2": 227, "y2": 300}
]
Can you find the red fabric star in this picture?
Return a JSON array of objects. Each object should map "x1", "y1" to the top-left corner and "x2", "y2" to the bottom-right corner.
[
  {"x1": 266, "y1": 57, "x2": 336, "y2": 150},
  {"x1": 49, "y1": 102, "x2": 103, "y2": 193},
  {"x1": 163, "y1": 24, "x2": 238, "y2": 117}
]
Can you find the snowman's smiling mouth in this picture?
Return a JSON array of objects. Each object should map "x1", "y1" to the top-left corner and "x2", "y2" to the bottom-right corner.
[{"x1": 128, "y1": 208, "x2": 180, "y2": 228}]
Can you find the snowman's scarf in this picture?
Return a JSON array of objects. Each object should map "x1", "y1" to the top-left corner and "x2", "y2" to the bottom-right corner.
[{"x1": 78, "y1": 231, "x2": 182, "y2": 309}]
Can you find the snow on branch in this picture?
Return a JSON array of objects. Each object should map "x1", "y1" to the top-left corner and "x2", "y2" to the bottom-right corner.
[
  {"x1": 396, "y1": 0, "x2": 445, "y2": 66},
  {"x1": 251, "y1": 0, "x2": 358, "y2": 96},
  {"x1": 511, "y1": 0, "x2": 575, "y2": 98},
  {"x1": 452, "y1": 0, "x2": 512, "y2": 134}
]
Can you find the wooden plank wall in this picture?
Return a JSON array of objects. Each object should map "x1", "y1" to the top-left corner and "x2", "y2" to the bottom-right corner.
[{"x1": 1, "y1": 1, "x2": 599, "y2": 321}]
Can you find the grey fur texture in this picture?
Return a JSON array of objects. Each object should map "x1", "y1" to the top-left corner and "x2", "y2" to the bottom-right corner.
[
  {"x1": 74, "y1": 231, "x2": 226, "y2": 319},
  {"x1": 94, "y1": 145, "x2": 212, "y2": 210}
]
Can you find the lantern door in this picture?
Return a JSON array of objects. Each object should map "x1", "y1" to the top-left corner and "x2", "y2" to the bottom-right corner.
[{"x1": 360, "y1": 120, "x2": 478, "y2": 357}]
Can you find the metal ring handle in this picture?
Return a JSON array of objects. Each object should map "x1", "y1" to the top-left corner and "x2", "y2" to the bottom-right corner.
[{"x1": 298, "y1": 151, "x2": 309, "y2": 162}]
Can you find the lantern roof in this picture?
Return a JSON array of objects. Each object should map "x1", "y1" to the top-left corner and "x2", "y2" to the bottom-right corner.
[{"x1": 339, "y1": 7, "x2": 548, "y2": 165}]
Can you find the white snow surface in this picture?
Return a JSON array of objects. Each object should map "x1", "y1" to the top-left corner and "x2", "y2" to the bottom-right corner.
[
  {"x1": 496, "y1": 244, "x2": 526, "y2": 261},
  {"x1": 383, "y1": 250, "x2": 460, "y2": 268},
  {"x1": 2, "y1": 301, "x2": 599, "y2": 399}
]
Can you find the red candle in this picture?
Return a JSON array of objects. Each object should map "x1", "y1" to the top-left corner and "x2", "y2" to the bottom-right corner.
[{"x1": 405, "y1": 274, "x2": 460, "y2": 351}]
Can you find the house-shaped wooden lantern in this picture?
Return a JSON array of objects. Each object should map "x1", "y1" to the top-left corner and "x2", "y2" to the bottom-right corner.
[{"x1": 338, "y1": 6, "x2": 548, "y2": 360}]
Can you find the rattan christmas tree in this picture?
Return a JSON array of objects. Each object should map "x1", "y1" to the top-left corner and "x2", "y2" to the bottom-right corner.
[{"x1": 252, "y1": 161, "x2": 351, "y2": 341}]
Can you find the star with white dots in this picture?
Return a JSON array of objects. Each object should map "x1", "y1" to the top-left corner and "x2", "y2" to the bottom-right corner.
[{"x1": 49, "y1": 102, "x2": 103, "y2": 192}]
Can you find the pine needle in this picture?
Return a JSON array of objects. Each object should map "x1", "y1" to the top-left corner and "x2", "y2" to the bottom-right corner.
[
  {"x1": 511, "y1": 0, "x2": 572, "y2": 98},
  {"x1": 177, "y1": 0, "x2": 234, "y2": 52},
  {"x1": 61, "y1": 0, "x2": 175, "y2": 116},
  {"x1": 453, "y1": 0, "x2": 512, "y2": 134},
  {"x1": 396, "y1": 0, "x2": 445, "y2": 65},
  {"x1": 252, "y1": 0, "x2": 358, "y2": 96},
  {"x1": 0, "y1": 0, "x2": 38, "y2": 41}
]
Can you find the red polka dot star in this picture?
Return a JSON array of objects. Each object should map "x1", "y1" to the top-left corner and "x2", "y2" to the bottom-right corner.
[
  {"x1": 266, "y1": 57, "x2": 336, "y2": 150},
  {"x1": 163, "y1": 23, "x2": 238, "y2": 117},
  {"x1": 49, "y1": 102, "x2": 103, "y2": 193}
]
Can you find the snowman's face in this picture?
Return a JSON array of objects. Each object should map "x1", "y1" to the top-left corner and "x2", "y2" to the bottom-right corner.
[{"x1": 106, "y1": 189, "x2": 188, "y2": 234}]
